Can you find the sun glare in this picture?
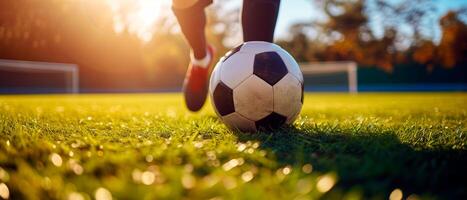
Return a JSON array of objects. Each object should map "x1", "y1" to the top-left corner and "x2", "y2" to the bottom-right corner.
[{"x1": 107, "y1": 0, "x2": 172, "y2": 42}]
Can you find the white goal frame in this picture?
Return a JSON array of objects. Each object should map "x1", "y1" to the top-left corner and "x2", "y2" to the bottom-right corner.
[
  {"x1": 300, "y1": 61, "x2": 358, "y2": 93},
  {"x1": 0, "y1": 59, "x2": 79, "y2": 93}
]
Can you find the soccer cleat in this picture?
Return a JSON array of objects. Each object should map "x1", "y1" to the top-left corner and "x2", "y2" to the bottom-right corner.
[{"x1": 182, "y1": 44, "x2": 216, "y2": 112}]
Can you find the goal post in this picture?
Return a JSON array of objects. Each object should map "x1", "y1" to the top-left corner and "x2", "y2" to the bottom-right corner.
[
  {"x1": 300, "y1": 61, "x2": 358, "y2": 93},
  {"x1": 0, "y1": 59, "x2": 79, "y2": 93}
]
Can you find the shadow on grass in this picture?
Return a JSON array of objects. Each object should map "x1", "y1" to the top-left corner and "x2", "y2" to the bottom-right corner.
[{"x1": 233, "y1": 126, "x2": 467, "y2": 199}]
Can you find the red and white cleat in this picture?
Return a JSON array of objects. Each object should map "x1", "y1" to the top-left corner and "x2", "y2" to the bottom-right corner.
[{"x1": 182, "y1": 44, "x2": 216, "y2": 112}]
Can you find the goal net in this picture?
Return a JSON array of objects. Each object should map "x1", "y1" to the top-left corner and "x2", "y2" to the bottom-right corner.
[
  {"x1": 0, "y1": 59, "x2": 79, "y2": 94},
  {"x1": 300, "y1": 61, "x2": 358, "y2": 93}
]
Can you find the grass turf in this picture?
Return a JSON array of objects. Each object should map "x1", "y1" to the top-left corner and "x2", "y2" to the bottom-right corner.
[{"x1": 0, "y1": 93, "x2": 466, "y2": 200}]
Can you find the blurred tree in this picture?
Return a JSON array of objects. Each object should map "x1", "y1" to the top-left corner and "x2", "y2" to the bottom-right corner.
[
  {"x1": 279, "y1": 0, "x2": 466, "y2": 72},
  {"x1": 437, "y1": 11, "x2": 467, "y2": 68},
  {"x1": 0, "y1": 0, "x2": 237, "y2": 90},
  {"x1": 312, "y1": 0, "x2": 398, "y2": 70},
  {"x1": 412, "y1": 39, "x2": 436, "y2": 71},
  {"x1": 278, "y1": 28, "x2": 311, "y2": 62},
  {"x1": 374, "y1": 0, "x2": 437, "y2": 46}
]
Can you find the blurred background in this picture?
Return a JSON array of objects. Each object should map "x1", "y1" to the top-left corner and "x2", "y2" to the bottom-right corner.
[{"x1": 0, "y1": 0, "x2": 465, "y2": 93}]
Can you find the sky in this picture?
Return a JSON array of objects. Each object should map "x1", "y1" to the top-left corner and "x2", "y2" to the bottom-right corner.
[
  {"x1": 275, "y1": 0, "x2": 323, "y2": 39},
  {"x1": 107, "y1": 0, "x2": 467, "y2": 44}
]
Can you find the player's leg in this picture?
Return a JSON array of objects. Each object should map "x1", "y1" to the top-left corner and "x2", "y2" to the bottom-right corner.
[
  {"x1": 242, "y1": 0, "x2": 281, "y2": 42},
  {"x1": 172, "y1": 0, "x2": 211, "y2": 59},
  {"x1": 172, "y1": 0, "x2": 216, "y2": 112}
]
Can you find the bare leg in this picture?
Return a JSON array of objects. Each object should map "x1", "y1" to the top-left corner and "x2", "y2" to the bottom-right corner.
[
  {"x1": 172, "y1": 0, "x2": 212, "y2": 59},
  {"x1": 173, "y1": 0, "x2": 215, "y2": 112}
]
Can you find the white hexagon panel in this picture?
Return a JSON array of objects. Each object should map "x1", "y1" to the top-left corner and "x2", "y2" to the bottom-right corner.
[
  {"x1": 233, "y1": 75, "x2": 273, "y2": 121},
  {"x1": 209, "y1": 62, "x2": 222, "y2": 95},
  {"x1": 240, "y1": 41, "x2": 282, "y2": 54},
  {"x1": 273, "y1": 73, "x2": 303, "y2": 123},
  {"x1": 222, "y1": 112, "x2": 257, "y2": 132},
  {"x1": 220, "y1": 52, "x2": 255, "y2": 89}
]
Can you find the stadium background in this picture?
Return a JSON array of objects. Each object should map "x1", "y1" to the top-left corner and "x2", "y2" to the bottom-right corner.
[{"x1": 0, "y1": 0, "x2": 465, "y2": 93}]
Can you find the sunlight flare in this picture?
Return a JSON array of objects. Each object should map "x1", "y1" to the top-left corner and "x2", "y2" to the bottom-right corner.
[{"x1": 107, "y1": 0, "x2": 172, "y2": 42}]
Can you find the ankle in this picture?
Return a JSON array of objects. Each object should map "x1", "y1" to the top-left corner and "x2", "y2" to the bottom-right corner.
[{"x1": 191, "y1": 48, "x2": 211, "y2": 68}]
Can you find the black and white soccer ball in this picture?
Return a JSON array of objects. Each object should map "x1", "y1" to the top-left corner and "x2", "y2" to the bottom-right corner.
[{"x1": 209, "y1": 41, "x2": 304, "y2": 132}]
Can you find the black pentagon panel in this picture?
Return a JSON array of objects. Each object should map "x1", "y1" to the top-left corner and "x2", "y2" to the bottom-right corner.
[
  {"x1": 255, "y1": 112, "x2": 287, "y2": 130},
  {"x1": 253, "y1": 51, "x2": 288, "y2": 85},
  {"x1": 222, "y1": 44, "x2": 244, "y2": 63},
  {"x1": 213, "y1": 82, "x2": 235, "y2": 116}
]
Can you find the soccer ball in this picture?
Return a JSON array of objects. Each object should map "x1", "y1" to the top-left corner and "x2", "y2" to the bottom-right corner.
[{"x1": 209, "y1": 41, "x2": 304, "y2": 132}]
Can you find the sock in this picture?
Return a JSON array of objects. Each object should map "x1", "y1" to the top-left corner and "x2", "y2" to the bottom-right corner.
[
  {"x1": 242, "y1": 0, "x2": 281, "y2": 42},
  {"x1": 172, "y1": 0, "x2": 213, "y2": 59},
  {"x1": 191, "y1": 49, "x2": 211, "y2": 68}
]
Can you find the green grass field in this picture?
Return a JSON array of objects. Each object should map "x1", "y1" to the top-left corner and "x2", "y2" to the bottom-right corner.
[{"x1": 0, "y1": 93, "x2": 466, "y2": 200}]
